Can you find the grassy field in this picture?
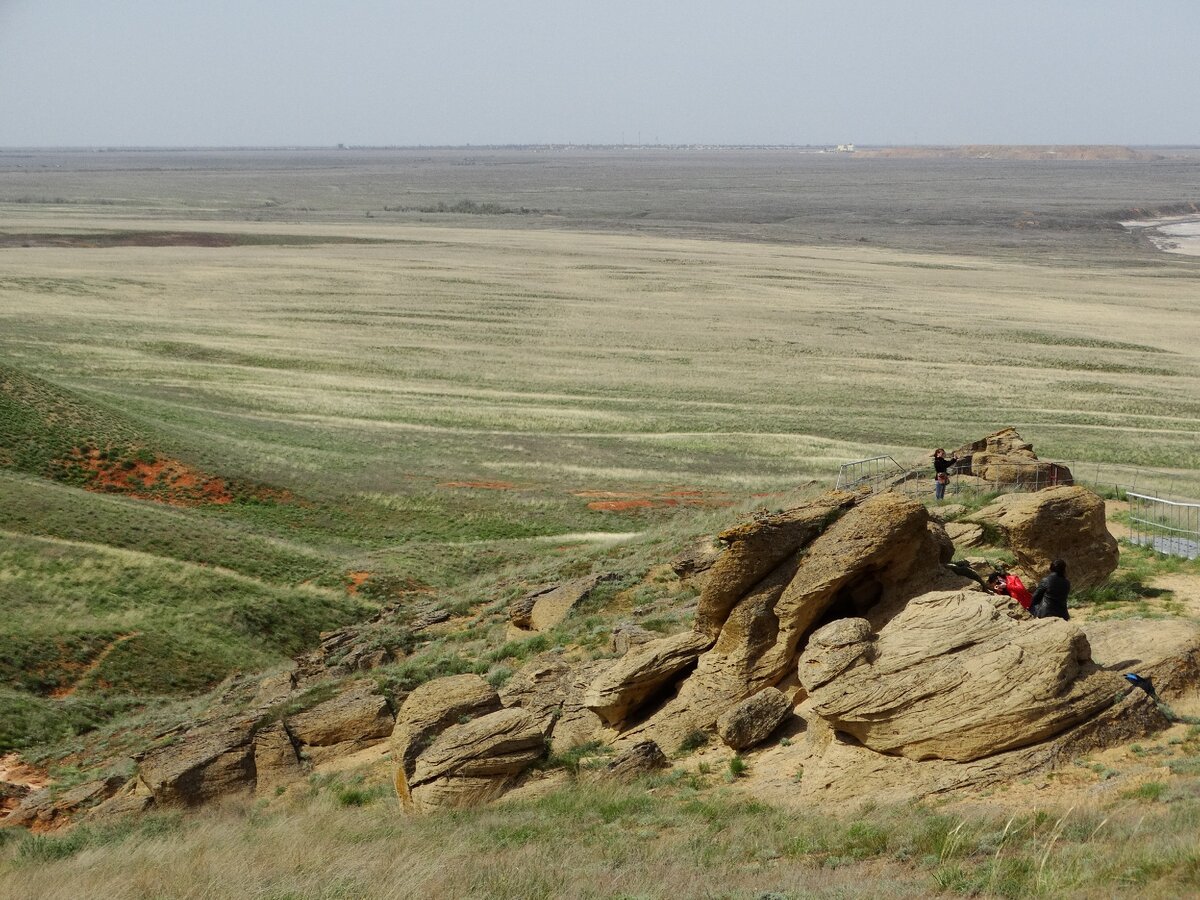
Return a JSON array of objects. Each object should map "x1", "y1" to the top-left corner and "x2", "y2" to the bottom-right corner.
[
  {"x1": 1, "y1": 150, "x2": 1199, "y2": 895},
  {"x1": 2, "y1": 762, "x2": 1200, "y2": 899}
]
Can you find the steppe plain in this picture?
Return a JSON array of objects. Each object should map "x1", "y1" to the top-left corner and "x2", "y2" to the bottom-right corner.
[{"x1": 2, "y1": 148, "x2": 1200, "y2": 898}]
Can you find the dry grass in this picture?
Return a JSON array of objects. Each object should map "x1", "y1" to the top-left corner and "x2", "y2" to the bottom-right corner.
[{"x1": 2, "y1": 773, "x2": 1199, "y2": 899}]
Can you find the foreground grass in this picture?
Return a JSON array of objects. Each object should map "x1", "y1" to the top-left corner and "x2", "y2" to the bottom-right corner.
[{"x1": 2, "y1": 775, "x2": 1199, "y2": 899}]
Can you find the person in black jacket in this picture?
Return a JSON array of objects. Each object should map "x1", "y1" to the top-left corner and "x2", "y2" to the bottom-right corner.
[
  {"x1": 1031, "y1": 558, "x2": 1071, "y2": 620},
  {"x1": 932, "y1": 448, "x2": 958, "y2": 501}
]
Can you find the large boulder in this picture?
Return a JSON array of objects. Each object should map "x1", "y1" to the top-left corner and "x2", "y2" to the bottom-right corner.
[
  {"x1": 511, "y1": 574, "x2": 619, "y2": 633},
  {"x1": 801, "y1": 591, "x2": 1124, "y2": 762},
  {"x1": 405, "y1": 708, "x2": 546, "y2": 812},
  {"x1": 715, "y1": 687, "x2": 792, "y2": 750},
  {"x1": 392, "y1": 674, "x2": 502, "y2": 803},
  {"x1": 950, "y1": 427, "x2": 1073, "y2": 489},
  {"x1": 966, "y1": 485, "x2": 1118, "y2": 588},
  {"x1": 498, "y1": 655, "x2": 611, "y2": 749},
  {"x1": 602, "y1": 741, "x2": 670, "y2": 782},
  {"x1": 583, "y1": 631, "x2": 713, "y2": 725},
  {"x1": 694, "y1": 495, "x2": 857, "y2": 638},
  {"x1": 135, "y1": 717, "x2": 258, "y2": 806},
  {"x1": 285, "y1": 681, "x2": 394, "y2": 763}
]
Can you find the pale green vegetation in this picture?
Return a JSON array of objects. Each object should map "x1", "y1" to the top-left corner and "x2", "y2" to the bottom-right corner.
[
  {"x1": 2, "y1": 151, "x2": 1200, "y2": 896},
  {"x1": 3, "y1": 771, "x2": 1200, "y2": 899}
]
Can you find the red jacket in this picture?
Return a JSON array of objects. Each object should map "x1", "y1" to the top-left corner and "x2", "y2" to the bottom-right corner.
[{"x1": 1006, "y1": 574, "x2": 1033, "y2": 609}]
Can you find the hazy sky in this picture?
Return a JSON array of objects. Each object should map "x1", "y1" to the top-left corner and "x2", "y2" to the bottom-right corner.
[{"x1": 1, "y1": 1, "x2": 1197, "y2": 147}]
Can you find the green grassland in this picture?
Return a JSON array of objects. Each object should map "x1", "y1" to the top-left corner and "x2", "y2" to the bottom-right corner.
[{"x1": 1, "y1": 151, "x2": 1200, "y2": 896}]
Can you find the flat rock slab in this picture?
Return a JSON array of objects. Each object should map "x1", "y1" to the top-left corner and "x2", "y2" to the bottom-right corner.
[
  {"x1": 529, "y1": 574, "x2": 619, "y2": 632},
  {"x1": 1084, "y1": 617, "x2": 1200, "y2": 697}
]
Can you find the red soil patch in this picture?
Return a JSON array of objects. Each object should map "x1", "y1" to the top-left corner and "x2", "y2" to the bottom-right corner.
[
  {"x1": 576, "y1": 487, "x2": 733, "y2": 512},
  {"x1": 587, "y1": 499, "x2": 660, "y2": 511},
  {"x1": 438, "y1": 480, "x2": 518, "y2": 490},
  {"x1": 48, "y1": 632, "x2": 141, "y2": 699},
  {"x1": 345, "y1": 571, "x2": 372, "y2": 595},
  {"x1": 53, "y1": 446, "x2": 291, "y2": 508},
  {"x1": 0, "y1": 754, "x2": 50, "y2": 813}
]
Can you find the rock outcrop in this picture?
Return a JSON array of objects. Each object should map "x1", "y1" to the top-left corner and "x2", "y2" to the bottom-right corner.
[
  {"x1": 510, "y1": 574, "x2": 620, "y2": 633},
  {"x1": 583, "y1": 631, "x2": 713, "y2": 725},
  {"x1": 405, "y1": 708, "x2": 546, "y2": 813},
  {"x1": 966, "y1": 485, "x2": 1119, "y2": 588},
  {"x1": 715, "y1": 687, "x2": 792, "y2": 750},
  {"x1": 603, "y1": 741, "x2": 670, "y2": 782},
  {"x1": 951, "y1": 427, "x2": 1073, "y2": 489},
  {"x1": 391, "y1": 674, "x2": 503, "y2": 799},
  {"x1": 801, "y1": 593, "x2": 1124, "y2": 762},
  {"x1": 624, "y1": 491, "x2": 949, "y2": 751}
]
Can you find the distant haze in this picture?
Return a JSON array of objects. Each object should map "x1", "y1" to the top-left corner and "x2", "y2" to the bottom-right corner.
[{"x1": 1, "y1": 0, "x2": 1198, "y2": 147}]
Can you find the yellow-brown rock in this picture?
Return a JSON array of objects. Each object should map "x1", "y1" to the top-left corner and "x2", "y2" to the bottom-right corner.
[{"x1": 802, "y1": 591, "x2": 1123, "y2": 762}]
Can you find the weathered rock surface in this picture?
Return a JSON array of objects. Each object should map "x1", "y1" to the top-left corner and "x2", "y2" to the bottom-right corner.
[
  {"x1": 967, "y1": 485, "x2": 1118, "y2": 588},
  {"x1": 951, "y1": 427, "x2": 1073, "y2": 489},
  {"x1": 509, "y1": 585, "x2": 555, "y2": 629},
  {"x1": 5, "y1": 775, "x2": 128, "y2": 831},
  {"x1": 603, "y1": 741, "x2": 670, "y2": 782},
  {"x1": 286, "y1": 681, "x2": 394, "y2": 750},
  {"x1": 392, "y1": 674, "x2": 502, "y2": 790},
  {"x1": 1084, "y1": 617, "x2": 1200, "y2": 697},
  {"x1": 584, "y1": 631, "x2": 714, "y2": 725},
  {"x1": 694, "y1": 496, "x2": 856, "y2": 638},
  {"x1": 136, "y1": 717, "x2": 258, "y2": 806},
  {"x1": 611, "y1": 623, "x2": 659, "y2": 655},
  {"x1": 803, "y1": 591, "x2": 1124, "y2": 762},
  {"x1": 716, "y1": 687, "x2": 792, "y2": 750},
  {"x1": 944, "y1": 521, "x2": 986, "y2": 549},
  {"x1": 406, "y1": 708, "x2": 545, "y2": 812},
  {"x1": 253, "y1": 722, "x2": 302, "y2": 795},
  {"x1": 927, "y1": 504, "x2": 966, "y2": 523},
  {"x1": 626, "y1": 491, "x2": 946, "y2": 751},
  {"x1": 670, "y1": 539, "x2": 724, "y2": 582},
  {"x1": 499, "y1": 655, "x2": 610, "y2": 750},
  {"x1": 517, "y1": 574, "x2": 619, "y2": 632},
  {"x1": 798, "y1": 688, "x2": 1166, "y2": 804},
  {"x1": 797, "y1": 618, "x2": 874, "y2": 691}
]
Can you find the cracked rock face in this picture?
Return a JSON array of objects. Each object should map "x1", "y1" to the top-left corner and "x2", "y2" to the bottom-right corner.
[
  {"x1": 801, "y1": 591, "x2": 1124, "y2": 762},
  {"x1": 405, "y1": 708, "x2": 546, "y2": 813}
]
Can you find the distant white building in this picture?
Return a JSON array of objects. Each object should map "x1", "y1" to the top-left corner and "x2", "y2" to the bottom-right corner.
[{"x1": 835, "y1": 143, "x2": 856, "y2": 153}]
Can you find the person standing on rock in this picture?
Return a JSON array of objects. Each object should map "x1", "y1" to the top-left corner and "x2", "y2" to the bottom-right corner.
[
  {"x1": 932, "y1": 448, "x2": 958, "y2": 501},
  {"x1": 1031, "y1": 559, "x2": 1071, "y2": 620}
]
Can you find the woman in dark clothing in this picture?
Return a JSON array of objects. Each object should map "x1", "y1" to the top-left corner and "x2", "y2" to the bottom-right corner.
[
  {"x1": 1031, "y1": 559, "x2": 1071, "y2": 620},
  {"x1": 932, "y1": 448, "x2": 958, "y2": 501}
]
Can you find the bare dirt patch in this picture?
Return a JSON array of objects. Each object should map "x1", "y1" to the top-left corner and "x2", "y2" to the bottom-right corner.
[
  {"x1": 574, "y1": 487, "x2": 732, "y2": 512},
  {"x1": 438, "y1": 480, "x2": 518, "y2": 490},
  {"x1": 51, "y1": 446, "x2": 291, "y2": 508}
]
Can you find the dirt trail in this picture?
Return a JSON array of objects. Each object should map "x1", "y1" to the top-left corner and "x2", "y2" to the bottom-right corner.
[{"x1": 50, "y1": 632, "x2": 141, "y2": 699}]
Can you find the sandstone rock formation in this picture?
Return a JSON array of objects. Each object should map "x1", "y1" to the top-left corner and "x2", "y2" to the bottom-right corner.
[
  {"x1": 951, "y1": 427, "x2": 1072, "y2": 489},
  {"x1": 801, "y1": 592, "x2": 1123, "y2": 761},
  {"x1": 583, "y1": 630, "x2": 713, "y2": 725},
  {"x1": 944, "y1": 521, "x2": 985, "y2": 549},
  {"x1": 624, "y1": 490, "x2": 949, "y2": 751},
  {"x1": 603, "y1": 741, "x2": 669, "y2": 782},
  {"x1": 716, "y1": 687, "x2": 792, "y2": 750},
  {"x1": 405, "y1": 708, "x2": 545, "y2": 813},
  {"x1": 392, "y1": 674, "x2": 503, "y2": 794},
  {"x1": 510, "y1": 574, "x2": 619, "y2": 633},
  {"x1": 287, "y1": 681, "x2": 395, "y2": 763},
  {"x1": 966, "y1": 485, "x2": 1119, "y2": 588}
]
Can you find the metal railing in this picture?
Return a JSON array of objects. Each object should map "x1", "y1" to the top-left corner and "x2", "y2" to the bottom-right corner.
[
  {"x1": 834, "y1": 454, "x2": 1200, "y2": 560},
  {"x1": 1128, "y1": 492, "x2": 1200, "y2": 560},
  {"x1": 835, "y1": 455, "x2": 906, "y2": 491}
]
